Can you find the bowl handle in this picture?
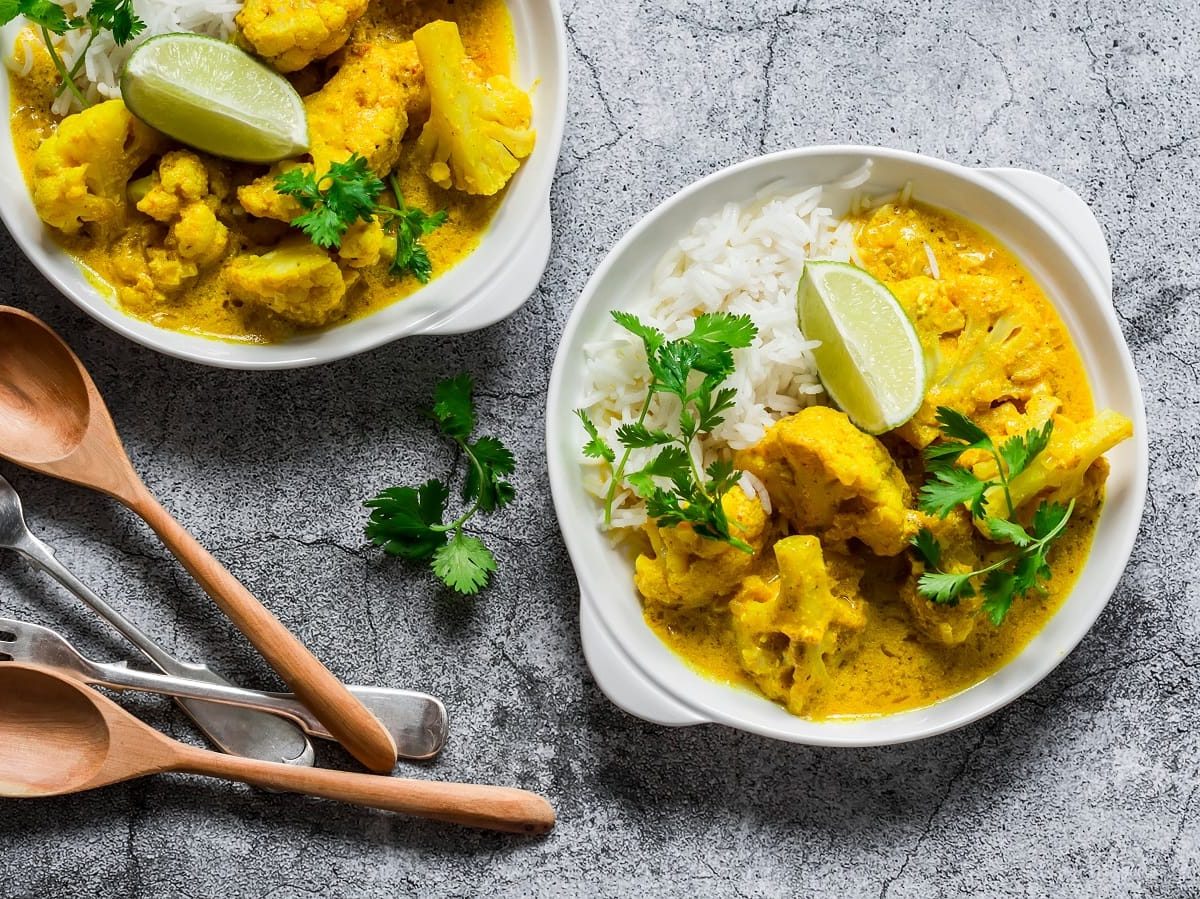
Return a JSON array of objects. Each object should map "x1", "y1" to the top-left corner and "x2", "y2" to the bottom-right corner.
[
  {"x1": 980, "y1": 168, "x2": 1113, "y2": 299},
  {"x1": 414, "y1": 203, "x2": 553, "y2": 335},
  {"x1": 579, "y1": 595, "x2": 708, "y2": 727}
]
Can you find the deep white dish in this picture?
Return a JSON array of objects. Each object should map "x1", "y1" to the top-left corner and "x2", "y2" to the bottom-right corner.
[
  {"x1": 0, "y1": 3, "x2": 567, "y2": 369},
  {"x1": 546, "y1": 146, "x2": 1148, "y2": 746}
]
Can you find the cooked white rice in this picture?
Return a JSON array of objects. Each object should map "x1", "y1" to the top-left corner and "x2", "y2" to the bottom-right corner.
[
  {"x1": 5, "y1": 0, "x2": 242, "y2": 115},
  {"x1": 579, "y1": 163, "x2": 874, "y2": 529}
]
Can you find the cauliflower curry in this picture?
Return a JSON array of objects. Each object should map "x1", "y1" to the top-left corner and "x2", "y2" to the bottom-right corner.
[
  {"x1": 635, "y1": 203, "x2": 1132, "y2": 719},
  {"x1": 7, "y1": 0, "x2": 532, "y2": 343}
]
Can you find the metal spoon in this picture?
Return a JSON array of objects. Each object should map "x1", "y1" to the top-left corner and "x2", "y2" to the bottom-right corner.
[
  {"x1": 0, "y1": 618, "x2": 447, "y2": 759},
  {"x1": 0, "y1": 307, "x2": 395, "y2": 772},
  {"x1": 0, "y1": 664, "x2": 554, "y2": 835},
  {"x1": 0, "y1": 473, "x2": 315, "y2": 766},
  {"x1": 0, "y1": 475, "x2": 450, "y2": 763}
]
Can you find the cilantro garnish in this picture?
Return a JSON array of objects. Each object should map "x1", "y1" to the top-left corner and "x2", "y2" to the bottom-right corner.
[
  {"x1": 365, "y1": 374, "x2": 514, "y2": 595},
  {"x1": 912, "y1": 406, "x2": 1071, "y2": 625},
  {"x1": 2, "y1": 0, "x2": 145, "y2": 109},
  {"x1": 576, "y1": 310, "x2": 758, "y2": 552},
  {"x1": 274, "y1": 158, "x2": 447, "y2": 283}
]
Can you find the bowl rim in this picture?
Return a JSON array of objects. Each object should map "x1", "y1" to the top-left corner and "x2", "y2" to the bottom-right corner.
[
  {"x1": 546, "y1": 144, "x2": 1150, "y2": 746},
  {"x1": 0, "y1": 0, "x2": 568, "y2": 369}
]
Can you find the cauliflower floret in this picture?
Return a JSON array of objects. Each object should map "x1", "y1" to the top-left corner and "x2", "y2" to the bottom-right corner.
[
  {"x1": 634, "y1": 489, "x2": 769, "y2": 610},
  {"x1": 236, "y1": 0, "x2": 368, "y2": 73},
  {"x1": 730, "y1": 536, "x2": 866, "y2": 715},
  {"x1": 31, "y1": 99, "x2": 163, "y2": 237},
  {"x1": 225, "y1": 238, "x2": 348, "y2": 327},
  {"x1": 413, "y1": 20, "x2": 535, "y2": 196},
  {"x1": 136, "y1": 151, "x2": 230, "y2": 267},
  {"x1": 338, "y1": 220, "x2": 387, "y2": 269},
  {"x1": 901, "y1": 509, "x2": 987, "y2": 646},
  {"x1": 237, "y1": 41, "x2": 426, "y2": 222},
  {"x1": 974, "y1": 409, "x2": 1133, "y2": 529},
  {"x1": 737, "y1": 406, "x2": 917, "y2": 556}
]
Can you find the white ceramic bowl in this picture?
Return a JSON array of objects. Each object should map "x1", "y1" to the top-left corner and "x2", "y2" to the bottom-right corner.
[
  {"x1": 547, "y1": 146, "x2": 1149, "y2": 746},
  {"x1": 0, "y1": 4, "x2": 567, "y2": 369}
]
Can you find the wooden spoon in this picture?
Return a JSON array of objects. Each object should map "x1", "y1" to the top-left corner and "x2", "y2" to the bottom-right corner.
[
  {"x1": 0, "y1": 308, "x2": 397, "y2": 772},
  {"x1": 0, "y1": 664, "x2": 555, "y2": 834}
]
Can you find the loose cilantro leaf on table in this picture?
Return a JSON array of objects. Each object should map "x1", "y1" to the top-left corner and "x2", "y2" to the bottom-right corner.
[
  {"x1": 911, "y1": 407, "x2": 1073, "y2": 625},
  {"x1": 575, "y1": 310, "x2": 759, "y2": 553},
  {"x1": 365, "y1": 374, "x2": 514, "y2": 595},
  {"x1": 274, "y1": 158, "x2": 448, "y2": 282}
]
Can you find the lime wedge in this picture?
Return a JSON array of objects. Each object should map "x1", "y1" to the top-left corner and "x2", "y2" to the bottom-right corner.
[
  {"x1": 121, "y1": 33, "x2": 309, "y2": 164},
  {"x1": 797, "y1": 260, "x2": 926, "y2": 434}
]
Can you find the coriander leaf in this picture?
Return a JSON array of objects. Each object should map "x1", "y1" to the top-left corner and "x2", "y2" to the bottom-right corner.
[
  {"x1": 981, "y1": 568, "x2": 1017, "y2": 625},
  {"x1": 705, "y1": 458, "x2": 739, "y2": 494},
  {"x1": 695, "y1": 385, "x2": 738, "y2": 433},
  {"x1": 688, "y1": 311, "x2": 757, "y2": 351},
  {"x1": 918, "y1": 465, "x2": 989, "y2": 518},
  {"x1": 647, "y1": 340, "x2": 701, "y2": 397},
  {"x1": 636, "y1": 445, "x2": 692, "y2": 481},
  {"x1": 431, "y1": 373, "x2": 475, "y2": 439},
  {"x1": 389, "y1": 189, "x2": 447, "y2": 283},
  {"x1": 432, "y1": 532, "x2": 497, "y2": 595},
  {"x1": 275, "y1": 154, "x2": 382, "y2": 249},
  {"x1": 576, "y1": 409, "x2": 615, "y2": 463},
  {"x1": 1010, "y1": 552, "x2": 1043, "y2": 598},
  {"x1": 934, "y1": 406, "x2": 993, "y2": 448},
  {"x1": 364, "y1": 479, "x2": 449, "y2": 560},
  {"x1": 465, "y1": 436, "x2": 516, "y2": 513},
  {"x1": 20, "y1": 0, "x2": 73, "y2": 32},
  {"x1": 1031, "y1": 499, "x2": 1072, "y2": 541},
  {"x1": 611, "y1": 311, "x2": 664, "y2": 356},
  {"x1": 923, "y1": 440, "x2": 967, "y2": 469},
  {"x1": 87, "y1": 0, "x2": 144, "y2": 44},
  {"x1": 917, "y1": 569, "x2": 975, "y2": 605},
  {"x1": 0, "y1": 1, "x2": 20, "y2": 25},
  {"x1": 999, "y1": 420, "x2": 1054, "y2": 480},
  {"x1": 986, "y1": 517, "x2": 1034, "y2": 548},
  {"x1": 910, "y1": 527, "x2": 943, "y2": 568},
  {"x1": 615, "y1": 422, "x2": 675, "y2": 448}
]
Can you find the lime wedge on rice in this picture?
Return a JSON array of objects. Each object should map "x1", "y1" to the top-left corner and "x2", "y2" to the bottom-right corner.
[
  {"x1": 121, "y1": 33, "x2": 309, "y2": 164},
  {"x1": 797, "y1": 260, "x2": 926, "y2": 434}
]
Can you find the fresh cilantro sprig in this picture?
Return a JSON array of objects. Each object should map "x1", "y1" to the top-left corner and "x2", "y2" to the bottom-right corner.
[
  {"x1": 576, "y1": 310, "x2": 758, "y2": 552},
  {"x1": 912, "y1": 406, "x2": 1071, "y2": 625},
  {"x1": 365, "y1": 374, "x2": 514, "y2": 595},
  {"x1": 273, "y1": 157, "x2": 447, "y2": 283},
  {"x1": 911, "y1": 499, "x2": 1074, "y2": 625},
  {"x1": 1, "y1": 0, "x2": 145, "y2": 109},
  {"x1": 918, "y1": 406, "x2": 1052, "y2": 519}
]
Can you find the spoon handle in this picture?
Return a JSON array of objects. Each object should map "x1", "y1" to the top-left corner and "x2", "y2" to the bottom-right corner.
[
  {"x1": 173, "y1": 746, "x2": 556, "y2": 835},
  {"x1": 127, "y1": 487, "x2": 398, "y2": 774}
]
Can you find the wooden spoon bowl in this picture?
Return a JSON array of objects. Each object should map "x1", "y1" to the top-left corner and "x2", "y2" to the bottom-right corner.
[
  {"x1": 0, "y1": 664, "x2": 556, "y2": 834},
  {"x1": 0, "y1": 311, "x2": 91, "y2": 465},
  {"x1": 0, "y1": 307, "x2": 397, "y2": 772}
]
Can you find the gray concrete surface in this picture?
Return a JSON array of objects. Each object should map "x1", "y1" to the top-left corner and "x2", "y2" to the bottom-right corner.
[{"x1": 0, "y1": 0, "x2": 1196, "y2": 896}]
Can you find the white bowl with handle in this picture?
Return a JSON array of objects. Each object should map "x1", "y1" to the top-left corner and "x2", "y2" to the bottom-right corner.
[
  {"x1": 546, "y1": 146, "x2": 1148, "y2": 746},
  {"x1": 0, "y1": 2, "x2": 567, "y2": 369}
]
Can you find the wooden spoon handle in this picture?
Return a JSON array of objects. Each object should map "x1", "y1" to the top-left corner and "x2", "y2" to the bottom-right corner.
[
  {"x1": 128, "y1": 487, "x2": 397, "y2": 773},
  {"x1": 176, "y1": 747, "x2": 556, "y2": 835}
]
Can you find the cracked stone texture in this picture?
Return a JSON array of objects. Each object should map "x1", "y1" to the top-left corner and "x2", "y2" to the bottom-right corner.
[{"x1": 0, "y1": 0, "x2": 1196, "y2": 895}]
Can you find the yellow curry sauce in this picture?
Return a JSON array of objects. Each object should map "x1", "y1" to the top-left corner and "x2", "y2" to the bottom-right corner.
[
  {"x1": 8, "y1": 0, "x2": 516, "y2": 343},
  {"x1": 639, "y1": 202, "x2": 1116, "y2": 719}
]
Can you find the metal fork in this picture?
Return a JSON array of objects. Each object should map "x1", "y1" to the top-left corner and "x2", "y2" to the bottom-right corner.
[
  {"x1": 0, "y1": 474, "x2": 316, "y2": 766},
  {"x1": 0, "y1": 617, "x2": 448, "y2": 759}
]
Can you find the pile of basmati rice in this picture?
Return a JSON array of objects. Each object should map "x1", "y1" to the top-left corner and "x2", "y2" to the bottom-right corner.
[
  {"x1": 578, "y1": 162, "x2": 876, "y2": 530},
  {"x1": 5, "y1": 0, "x2": 243, "y2": 115}
]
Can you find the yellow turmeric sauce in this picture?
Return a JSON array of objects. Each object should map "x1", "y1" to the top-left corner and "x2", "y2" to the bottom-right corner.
[
  {"x1": 644, "y1": 202, "x2": 1103, "y2": 720},
  {"x1": 7, "y1": 0, "x2": 516, "y2": 343}
]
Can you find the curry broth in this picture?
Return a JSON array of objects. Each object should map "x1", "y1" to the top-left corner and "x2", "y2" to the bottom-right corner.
[
  {"x1": 645, "y1": 203, "x2": 1101, "y2": 719},
  {"x1": 8, "y1": 0, "x2": 516, "y2": 343}
]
